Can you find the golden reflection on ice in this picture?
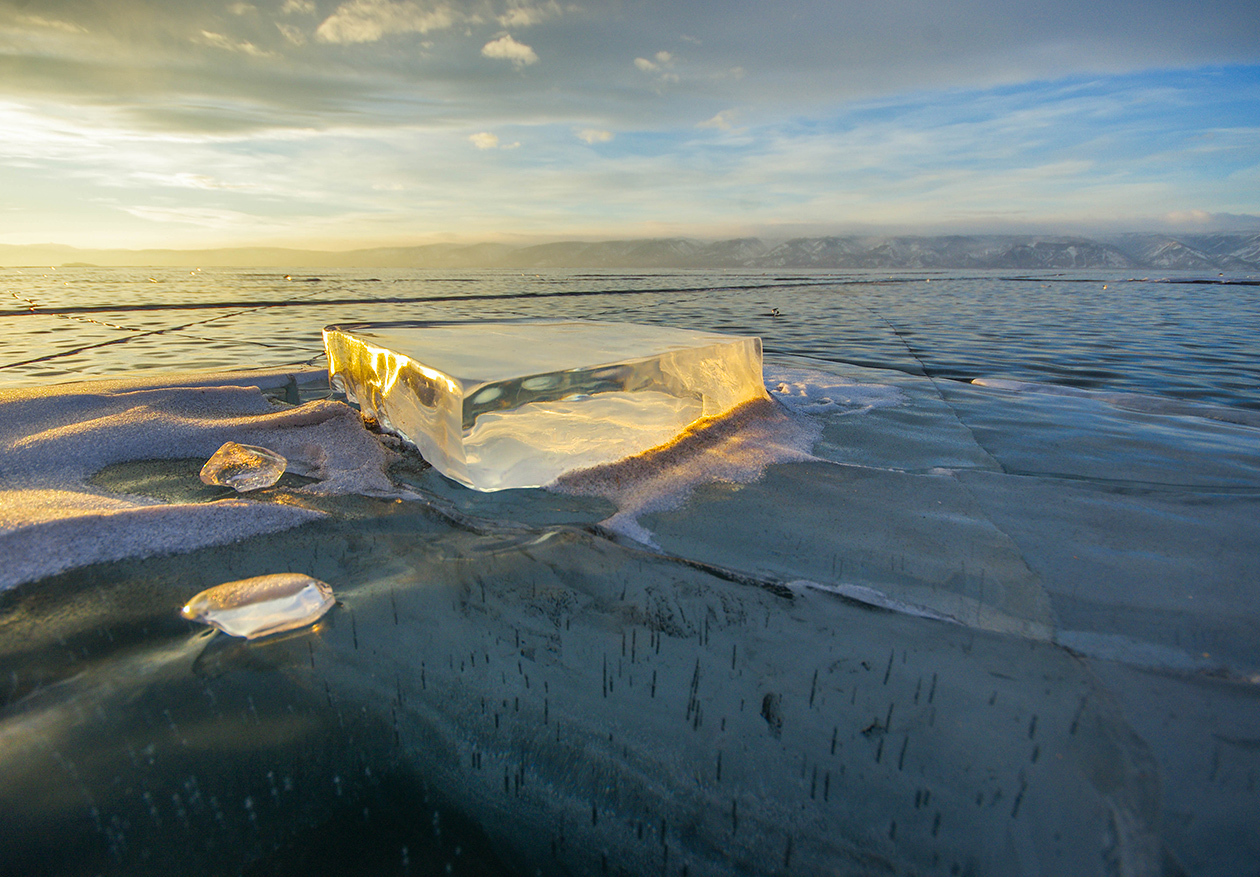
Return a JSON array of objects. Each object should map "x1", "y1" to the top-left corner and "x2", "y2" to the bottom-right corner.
[{"x1": 324, "y1": 320, "x2": 770, "y2": 491}]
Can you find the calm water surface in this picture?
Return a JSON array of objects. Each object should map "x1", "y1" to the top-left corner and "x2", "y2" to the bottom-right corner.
[{"x1": 3, "y1": 267, "x2": 1258, "y2": 410}]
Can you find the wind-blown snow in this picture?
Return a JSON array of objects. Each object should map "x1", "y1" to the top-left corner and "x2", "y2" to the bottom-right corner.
[{"x1": 0, "y1": 369, "x2": 400, "y2": 590}]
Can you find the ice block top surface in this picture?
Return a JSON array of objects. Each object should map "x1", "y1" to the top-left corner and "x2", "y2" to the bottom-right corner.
[{"x1": 326, "y1": 320, "x2": 753, "y2": 385}]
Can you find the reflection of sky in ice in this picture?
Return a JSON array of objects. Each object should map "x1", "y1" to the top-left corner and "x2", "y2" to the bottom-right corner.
[{"x1": 1, "y1": 268, "x2": 1258, "y2": 876}]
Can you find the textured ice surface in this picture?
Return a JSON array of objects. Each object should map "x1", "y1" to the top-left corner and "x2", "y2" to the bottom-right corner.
[
  {"x1": 324, "y1": 320, "x2": 770, "y2": 491},
  {"x1": 181, "y1": 573, "x2": 334, "y2": 639},
  {"x1": 199, "y1": 441, "x2": 287, "y2": 491}
]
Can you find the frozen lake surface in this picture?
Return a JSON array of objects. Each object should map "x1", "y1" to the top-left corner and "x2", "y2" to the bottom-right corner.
[{"x1": 1, "y1": 267, "x2": 1258, "y2": 876}]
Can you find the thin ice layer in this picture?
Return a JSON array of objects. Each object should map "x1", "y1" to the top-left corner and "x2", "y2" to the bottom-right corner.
[{"x1": 323, "y1": 320, "x2": 770, "y2": 491}]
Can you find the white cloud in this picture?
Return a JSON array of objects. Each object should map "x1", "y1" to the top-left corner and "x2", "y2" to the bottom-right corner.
[
  {"x1": 282, "y1": 0, "x2": 317, "y2": 12},
  {"x1": 497, "y1": 1, "x2": 562, "y2": 28},
  {"x1": 227, "y1": 3, "x2": 257, "y2": 15},
  {"x1": 481, "y1": 34, "x2": 538, "y2": 66},
  {"x1": 316, "y1": 0, "x2": 458, "y2": 44},
  {"x1": 634, "y1": 50, "x2": 679, "y2": 89},
  {"x1": 577, "y1": 128, "x2": 613, "y2": 144}
]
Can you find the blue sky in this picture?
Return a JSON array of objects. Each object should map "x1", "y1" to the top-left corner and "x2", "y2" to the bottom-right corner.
[{"x1": 1, "y1": 0, "x2": 1257, "y2": 248}]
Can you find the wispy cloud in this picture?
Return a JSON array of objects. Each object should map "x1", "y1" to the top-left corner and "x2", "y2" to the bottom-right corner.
[
  {"x1": 470, "y1": 131, "x2": 522, "y2": 149},
  {"x1": 121, "y1": 205, "x2": 282, "y2": 230},
  {"x1": 698, "y1": 110, "x2": 737, "y2": 130},
  {"x1": 12, "y1": 14, "x2": 88, "y2": 34},
  {"x1": 131, "y1": 172, "x2": 251, "y2": 191},
  {"x1": 275, "y1": 22, "x2": 307, "y2": 45},
  {"x1": 195, "y1": 30, "x2": 273, "y2": 57},
  {"x1": 576, "y1": 128, "x2": 613, "y2": 144},
  {"x1": 633, "y1": 51, "x2": 673, "y2": 72},
  {"x1": 315, "y1": 0, "x2": 459, "y2": 44},
  {"x1": 497, "y1": 1, "x2": 564, "y2": 28},
  {"x1": 481, "y1": 34, "x2": 539, "y2": 66}
]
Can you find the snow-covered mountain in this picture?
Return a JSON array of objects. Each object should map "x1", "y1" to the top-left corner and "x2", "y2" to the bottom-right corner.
[
  {"x1": 4, "y1": 233, "x2": 1259, "y2": 270},
  {"x1": 479, "y1": 233, "x2": 1260, "y2": 270}
]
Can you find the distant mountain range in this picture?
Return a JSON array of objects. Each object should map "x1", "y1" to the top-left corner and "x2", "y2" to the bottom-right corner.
[{"x1": 3, "y1": 232, "x2": 1259, "y2": 271}]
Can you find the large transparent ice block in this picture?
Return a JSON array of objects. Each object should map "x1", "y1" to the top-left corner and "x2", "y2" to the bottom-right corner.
[{"x1": 323, "y1": 320, "x2": 770, "y2": 491}]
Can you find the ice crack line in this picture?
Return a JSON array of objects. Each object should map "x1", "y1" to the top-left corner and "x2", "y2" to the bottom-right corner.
[
  {"x1": 0, "y1": 305, "x2": 271, "y2": 370},
  {"x1": 859, "y1": 302, "x2": 1009, "y2": 480},
  {"x1": 857, "y1": 306, "x2": 1052, "y2": 614},
  {"x1": 0, "y1": 279, "x2": 849, "y2": 318},
  {"x1": 7, "y1": 288, "x2": 184, "y2": 342},
  {"x1": 858, "y1": 302, "x2": 932, "y2": 380}
]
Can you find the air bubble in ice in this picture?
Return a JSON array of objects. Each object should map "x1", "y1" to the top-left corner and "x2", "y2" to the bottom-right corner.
[
  {"x1": 181, "y1": 573, "x2": 335, "y2": 639},
  {"x1": 199, "y1": 441, "x2": 287, "y2": 492}
]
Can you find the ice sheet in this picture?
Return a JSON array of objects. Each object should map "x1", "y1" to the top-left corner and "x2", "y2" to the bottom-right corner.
[
  {"x1": 1, "y1": 510, "x2": 1164, "y2": 877},
  {"x1": 323, "y1": 320, "x2": 770, "y2": 491}
]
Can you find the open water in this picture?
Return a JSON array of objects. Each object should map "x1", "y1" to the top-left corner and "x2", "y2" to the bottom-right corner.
[{"x1": 1, "y1": 267, "x2": 1258, "y2": 877}]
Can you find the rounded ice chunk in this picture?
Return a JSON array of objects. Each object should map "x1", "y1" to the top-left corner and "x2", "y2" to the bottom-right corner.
[
  {"x1": 199, "y1": 441, "x2": 287, "y2": 492},
  {"x1": 180, "y1": 573, "x2": 335, "y2": 639}
]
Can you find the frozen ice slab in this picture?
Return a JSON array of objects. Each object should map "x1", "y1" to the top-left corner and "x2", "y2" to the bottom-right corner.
[
  {"x1": 199, "y1": 441, "x2": 287, "y2": 492},
  {"x1": 181, "y1": 573, "x2": 334, "y2": 639},
  {"x1": 323, "y1": 320, "x2": 770, "y2": 491}
]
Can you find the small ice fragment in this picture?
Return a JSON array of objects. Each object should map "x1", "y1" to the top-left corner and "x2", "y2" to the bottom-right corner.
[
  {"x1": 181, "y1": 573, "x2": 335, "y2": 639},
  {"x1": 323, "y1": 319, "x2": 770, "y2": 491},
  {"x1": 199, "y1": 441, "x2": 287, "y2": 492}
]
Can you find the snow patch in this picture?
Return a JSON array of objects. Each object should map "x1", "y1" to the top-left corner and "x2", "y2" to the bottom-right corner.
[{"x1": 766, "y1": 366, "x2": 903, "y2": 415}]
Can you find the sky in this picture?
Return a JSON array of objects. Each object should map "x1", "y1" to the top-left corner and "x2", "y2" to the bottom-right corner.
[{"x1": 1, "y1": 0, "x2": 1258, "y2": 249}]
